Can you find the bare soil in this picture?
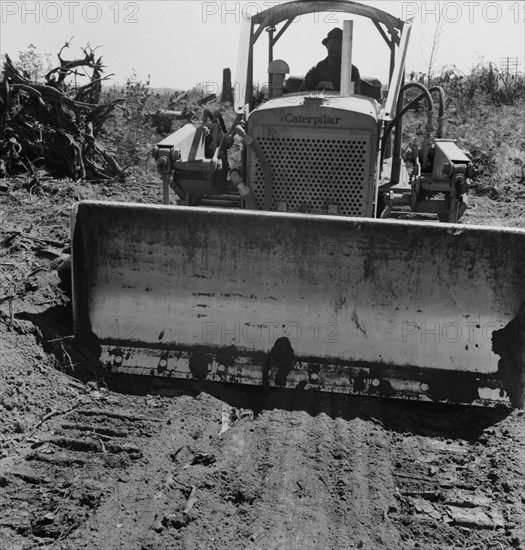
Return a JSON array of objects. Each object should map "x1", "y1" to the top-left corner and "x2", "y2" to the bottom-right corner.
[{"x1": 1, "y1": 176, "x2": 524, "y2": 550}]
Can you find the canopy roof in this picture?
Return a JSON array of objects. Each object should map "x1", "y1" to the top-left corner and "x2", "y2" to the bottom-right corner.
[{"x1": 251, "y1": 0, "x2": 405, "y2": 38}]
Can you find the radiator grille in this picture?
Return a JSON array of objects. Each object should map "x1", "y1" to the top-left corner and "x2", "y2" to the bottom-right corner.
[{"x1": 249, "y1": 131, "x2": 372, "y2": 216}]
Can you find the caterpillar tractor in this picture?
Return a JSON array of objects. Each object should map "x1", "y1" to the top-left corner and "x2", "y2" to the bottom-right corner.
[{"x1": 71, "y1": 1, "x2": 525, "y2": 407}]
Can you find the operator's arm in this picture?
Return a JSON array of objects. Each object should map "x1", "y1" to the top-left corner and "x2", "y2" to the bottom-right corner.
[{"x1": 299, "y1": 65, "x2": 319, "y2": 92}]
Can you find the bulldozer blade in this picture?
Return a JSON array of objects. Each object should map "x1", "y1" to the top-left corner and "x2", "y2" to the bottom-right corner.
[{"x1": 72, "y1": 201, "x2": 525, "y2": 407}]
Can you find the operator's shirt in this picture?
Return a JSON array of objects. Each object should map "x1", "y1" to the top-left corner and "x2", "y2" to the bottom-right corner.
[{"x1": 299, "y1": 56, "x2": 361, "y2": 93}]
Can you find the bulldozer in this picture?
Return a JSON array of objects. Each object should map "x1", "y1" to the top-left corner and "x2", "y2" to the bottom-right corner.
[{"x1": 71, "y1": 0, "x2": 525, "y2": 407}]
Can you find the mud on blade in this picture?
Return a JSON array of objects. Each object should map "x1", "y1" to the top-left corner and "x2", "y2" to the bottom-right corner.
[{"x1": 72, "y1": 201, "x2": 525, "y2": 407}]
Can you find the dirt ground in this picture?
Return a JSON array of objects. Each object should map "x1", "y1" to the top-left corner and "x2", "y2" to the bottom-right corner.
[{"x1": 1, "y1": 176, "x2": 524, "y2": 550}]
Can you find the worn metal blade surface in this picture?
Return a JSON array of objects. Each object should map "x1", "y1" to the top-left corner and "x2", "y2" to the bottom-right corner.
[{"x1": 72, "y1": 201, "x2": 525, "y2": 407}]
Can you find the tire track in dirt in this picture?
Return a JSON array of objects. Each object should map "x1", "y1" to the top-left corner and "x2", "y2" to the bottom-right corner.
[
  {"x1": 59, "y1": 399, "x2": 174, "y2": 550},
  {"x1": 315, "y1": 397, "x2": 401, "y2": 550},
  {"x1": 2, "y1": 376, "x2": 523, "y2": 550},
  {"x1": 384, "y1": 405, "x2": 525, "y2": 550},
  {"x1": 216, "y1": 393, "x2": 329, "y2": 550},
  {"x1": 63, "y1": 391, "x2": 226, "y2": 550},
  {"x1": 209, "y1": 391, "x2": 402, "y2": 550},
  {"x1": 329, "y1": 414, "x2": 372, "y2": 548},
  {"x1": 309, "y1": 401, "x2": 354, "y2": 549}
]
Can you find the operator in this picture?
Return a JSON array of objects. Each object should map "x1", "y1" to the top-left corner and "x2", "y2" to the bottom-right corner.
[{"x1": 299, "y1": 27, "x2": 361, "y2": 93}]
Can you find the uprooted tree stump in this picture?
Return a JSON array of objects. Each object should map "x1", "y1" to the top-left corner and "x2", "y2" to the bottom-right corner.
[{"x1": 0, "y1": 43, "x2": 124, "y2": 180}]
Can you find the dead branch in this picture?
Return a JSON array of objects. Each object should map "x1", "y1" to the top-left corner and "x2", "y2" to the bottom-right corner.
[
  {"x1": 30, "y1": 404, "x2": 79, "y2": 433},
  {"x1": 94, "y1": 433, "x2": 107, "y2": 454},
  {"x1": 2, "y1": 45, "x2": 123, "y2": 180}
]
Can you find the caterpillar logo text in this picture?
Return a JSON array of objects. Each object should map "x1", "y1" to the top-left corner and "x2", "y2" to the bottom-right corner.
[{"x1": 282, "y1": 113, "x2": 342, "y2": 125}]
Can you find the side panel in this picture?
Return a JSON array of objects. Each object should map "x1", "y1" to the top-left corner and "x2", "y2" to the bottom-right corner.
[{"x1": 72, "y1": 201, "x2": 525, "y2": 407}]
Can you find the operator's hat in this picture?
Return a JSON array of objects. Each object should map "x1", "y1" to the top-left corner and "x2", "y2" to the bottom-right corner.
[{"x1": 322, "y1": 27, "x2": 343, "y2": 45}]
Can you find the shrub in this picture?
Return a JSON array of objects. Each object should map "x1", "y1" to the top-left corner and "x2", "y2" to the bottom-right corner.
[
  {"x1": 431, "y1": 63, "x2": 525, "y2": 108},
  {"x1": 404, "y1": 62, "x2": 525, "y2": 200},
  {"x1": 101, "y1": 72, "x2": 165, "y2": 169}
]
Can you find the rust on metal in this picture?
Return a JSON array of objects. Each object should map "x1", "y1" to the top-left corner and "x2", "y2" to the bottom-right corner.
[{"x1": 263, "y1": 337, "x2": 295, "y2": 389}]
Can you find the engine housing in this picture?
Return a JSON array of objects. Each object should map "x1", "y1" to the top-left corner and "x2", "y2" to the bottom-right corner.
[{"x1": 246, "y1": 94, "x2": 380, "y2": 216}]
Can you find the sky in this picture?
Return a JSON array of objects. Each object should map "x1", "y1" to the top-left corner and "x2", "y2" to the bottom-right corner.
[{"x1": 1, "y1": 0, "x2": 524, "y2": 91}]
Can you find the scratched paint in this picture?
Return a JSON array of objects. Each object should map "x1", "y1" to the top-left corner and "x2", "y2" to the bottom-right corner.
[{"x1": 97, "y1": 342, "x2": 516, "y2": 406}]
